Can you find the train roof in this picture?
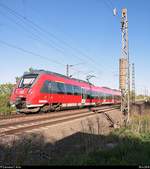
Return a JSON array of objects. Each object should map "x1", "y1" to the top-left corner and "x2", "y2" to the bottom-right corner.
[
  {"x1": 23, "y1": 69, "x2": 121, "y2": 95},
  {"x1": 24, "y1": 69, "x2": 93, "y2": 85}
]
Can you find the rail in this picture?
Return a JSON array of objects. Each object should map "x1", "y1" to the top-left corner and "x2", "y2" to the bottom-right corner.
[{"x1": 0, "y1": 105, "x2": 120, "y2": 136}]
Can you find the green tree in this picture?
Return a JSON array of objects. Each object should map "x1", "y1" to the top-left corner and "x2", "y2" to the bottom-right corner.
[{"x1": 28, "y1": 67, "x2": 34, "y2": 72}]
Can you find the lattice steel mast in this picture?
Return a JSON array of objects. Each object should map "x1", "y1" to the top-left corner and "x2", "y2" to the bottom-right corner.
[{"x1": 119, "y1": 8, "x2": 130, "y2": 121}]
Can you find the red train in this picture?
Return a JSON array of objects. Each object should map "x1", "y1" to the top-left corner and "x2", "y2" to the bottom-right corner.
[{"x1": 10, "y1": 70, "x2": 121, "y2": 113}]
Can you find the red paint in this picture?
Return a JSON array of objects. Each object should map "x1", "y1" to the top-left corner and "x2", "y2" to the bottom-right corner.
[{"x1": 10, "y1": 71, "x2": 121, "y2": 109}]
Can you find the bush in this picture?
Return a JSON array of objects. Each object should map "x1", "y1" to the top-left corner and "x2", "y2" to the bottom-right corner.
[{"x1": 0, "y1": 83, "x2": 15, "y2": 114}]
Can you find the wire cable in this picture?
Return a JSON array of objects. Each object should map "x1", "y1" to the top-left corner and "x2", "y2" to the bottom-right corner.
[
  {"x1": 0, "y1": 39, "x2": 65, "y2": 66},
  {"x1": 0, "y1": 2, "x2": 107, "y2": 72}
]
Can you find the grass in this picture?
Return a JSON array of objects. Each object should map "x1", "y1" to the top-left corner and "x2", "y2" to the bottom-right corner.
[
  {"x1": 47, "y1": 114, "x2": 150, "y2": 166},
  {"x1": 1, "y1": 111, "x2": 150, "y2": 166}
]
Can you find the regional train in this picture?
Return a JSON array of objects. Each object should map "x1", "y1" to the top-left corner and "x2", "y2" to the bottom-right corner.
[{"x1": 10, "y1": 70, "x2": 121, "y2": 113}]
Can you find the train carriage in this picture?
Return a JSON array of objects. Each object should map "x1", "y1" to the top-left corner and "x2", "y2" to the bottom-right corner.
[{"x1": 10, "y1": 70, "x2": 121, "y2": 113}]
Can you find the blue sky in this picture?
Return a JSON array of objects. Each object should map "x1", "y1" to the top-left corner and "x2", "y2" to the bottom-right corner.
[{"x1": 0, "y1": 0, "x2": 150, "y2": 95}]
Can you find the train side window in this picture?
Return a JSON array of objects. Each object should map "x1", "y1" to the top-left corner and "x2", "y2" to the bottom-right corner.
[
  {"x1": 91, "y1": 91, "x2": 94, "y2": 99},
  {"x1": 65, "y1": 84, "x2": 74, "y2": 95},
  {"x1": 56, "y1": 82, "x2": 66, "y2": 94},
  {"x1": 109, "y1": 94, "x2": 112, "y2": 99},
  {"x1": 93, "y1": 91, "x2": 97, "y2": 99},
  {"x1": 92, "y1": 91, "x2": 96, "y2": 99},
  {"x1": 106, "y1": 94, "x2": 109, "y2": 99},
  {"x1": 50, "y1": 81, "x2": 58, "y2": 93},
  {"x1": 73, "y1": 86, "x2": 81, "y2": 95},
  {"x1": 95, "y1": 91, "x2": 99, "y2": 99},
  {"x1": 107, "y1": 94, "x2": 112, "y2": 99},
  {"x1": 82, "y1": 88, "x2": 87, "y2": 98},
  {"x1": 99, "y1": 92, "x2": 104, "y2": 99},
  {"x1": 40, "y1": 80, "x2": 52, "y2": 93},
  {"x1": 41, "y1": 81, "x2": 66, "y2": 94},
  {"x1": 86, "y1": 90, "x2": 91, "y2": 99}
]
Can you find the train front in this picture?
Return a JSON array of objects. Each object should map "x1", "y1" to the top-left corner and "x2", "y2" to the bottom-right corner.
[{"x1": 10, "y1": 72, "x2": 40, "y2": 113}]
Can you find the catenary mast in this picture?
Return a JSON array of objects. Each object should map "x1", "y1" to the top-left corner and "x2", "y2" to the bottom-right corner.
[{"x1": 119, "y1": 8, "x2": 130, "y2": 122}]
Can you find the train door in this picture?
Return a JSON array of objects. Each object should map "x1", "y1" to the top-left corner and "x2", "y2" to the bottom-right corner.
[
  {"x1": 47, "y1": 81, "x2": 53, "y2": 103},
  {"x1": 103, "y1": 93, "x2": 106, "y2": 104},
  {"x1": 81, "y1": 88, "x2": 86, "y2": 106}
]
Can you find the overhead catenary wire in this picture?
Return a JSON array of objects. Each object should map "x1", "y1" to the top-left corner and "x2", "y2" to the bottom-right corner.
[
  {"x1": 0, "y1": 4, "x2": 79, "y2": 56},
  {"x1": 1, "y1": 8, "x2": 103, "y2": 81},
  {"x1": 0, "y1": 39, "x2": 65, "y2": 66},
  {"x1": 0, "y1": 39, "x2": 90, "y2": 79},
  {"x1": 0, "y1": 12, "x2": 93, "y2": 78},
  {"x1": 0, "y1": 2, "x2": 109, "y2": 73},
  {"x1": 96, "y1": 0, "x2": 120, "y2": 20},
  {"x1": 0, "y1": 7, "x2": 75, "y2": 60}
]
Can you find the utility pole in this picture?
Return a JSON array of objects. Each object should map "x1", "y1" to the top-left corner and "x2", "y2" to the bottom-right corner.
[
  {"x1": 66, "y1": 62, "x2": 84, "y2": 77},
  {"x1": 119, "y1": 8, "x2": 130, "y2": 123},
  {"x1": 86, "y1": 74, "x2": 95, "y2": 106},
  {"x1": 66, "y1": 64, "x2": 73, "y2": 77},
  {"x1": 132, "y1": 63, "x2": 135, "y2": 103},
  {"x1": 66, "y1": 64, "x2": 69, "y2": 76}
]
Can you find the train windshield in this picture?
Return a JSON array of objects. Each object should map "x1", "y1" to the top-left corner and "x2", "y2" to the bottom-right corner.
[{"x1": 18, "y1": 74, "x2": 38, "y2": 88}]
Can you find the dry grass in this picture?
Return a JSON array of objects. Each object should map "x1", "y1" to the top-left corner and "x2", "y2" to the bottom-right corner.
[
  {"x1": 129, "y1": 114, "x2": 150, "y2": 134},
  {"x1": 1, "y1": 110, "x2": 150, "y2": 166}
]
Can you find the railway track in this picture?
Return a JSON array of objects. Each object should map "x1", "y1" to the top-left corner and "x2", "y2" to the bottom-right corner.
[
  {"x1": 0, "y1": 105, "x2": 120, "y2": 120},
  {"x1": 0, "y1": 114, "x2": 26, "y2": 120},
  {"x1": 0, "y1": 105, "x2": 120, "y2": 136}
]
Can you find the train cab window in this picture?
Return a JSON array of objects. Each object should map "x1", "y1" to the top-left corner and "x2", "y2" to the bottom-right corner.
[
  {"x1": 65, "y1": 84, "x2": 74, "y2": 95},
  {"x1": 73, "y1": 86, "x2": 81, "y2": 95},
  {"x1": 19, "y1": 74, "x2": 38, "y2": 88}
]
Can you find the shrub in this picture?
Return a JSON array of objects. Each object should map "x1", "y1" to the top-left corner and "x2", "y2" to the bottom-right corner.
[{"x1": 0, "y1": 83, "x2": 15, "y2": 114}]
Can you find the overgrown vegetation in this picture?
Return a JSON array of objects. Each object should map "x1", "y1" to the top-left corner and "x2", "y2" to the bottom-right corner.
[
  {"x1": 0, "y1": 83, "x2": 15, "y2": 114},
  {"x1": 0, "y1": 68, "x2": 35, "y2": 115},
  {"x1": 1, "y1": 114, "x2": 150, "y2": 166},
  {"x1": 48, "y1": 115, "x2": 150, "y2": 165}
]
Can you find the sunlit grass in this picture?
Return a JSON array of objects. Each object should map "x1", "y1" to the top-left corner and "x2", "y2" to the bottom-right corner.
[{"x1": 0, "y1": 94, "x2": 14, "y2": 115}]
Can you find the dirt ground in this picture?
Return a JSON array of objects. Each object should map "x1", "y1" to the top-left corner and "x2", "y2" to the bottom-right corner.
[
  {"x1": 0, "y1": 109, "x2": 125, "y2": 165},
  {"x1": 0, "y1": 109, "x2": 124, "y2": 145},
  {"x1": 1, "y1": 103, "x2": 150, "y2": 166},
  {"x1": 130, "y1": 101, "x2": 150, "y2": 115}
]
